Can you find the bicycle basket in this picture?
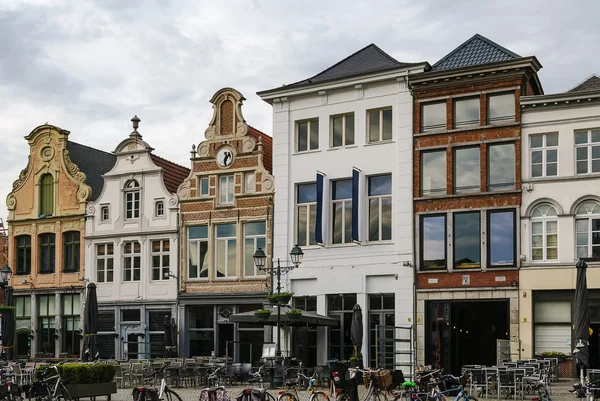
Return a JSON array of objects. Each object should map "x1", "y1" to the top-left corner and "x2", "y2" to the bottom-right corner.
[{"x1": 363, "y1": 370, "x2": 392, "y2": 389}]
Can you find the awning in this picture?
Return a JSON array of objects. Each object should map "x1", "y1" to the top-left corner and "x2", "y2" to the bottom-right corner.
[{"x1": 228, "y1": 305, "x2": 338, "y2": 327}]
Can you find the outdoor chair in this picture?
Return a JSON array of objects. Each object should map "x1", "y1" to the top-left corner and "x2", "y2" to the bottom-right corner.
[
  {"x1": 497, "y1": 369, "x2": 517, "y2": 400},
  {"x1": 513, "y1": 368, "x2": 526, "y2": 400},
  {"x1": 469, "y1": 369, "x2": 488, "y2": 399},
  {"x1": 167, "y1": 366, "x2": 182, "y2": 388},
  {"x1": 119, "y1": 363, "x2": 132, "y2": 387},
  {"x1": 114, "y1": 365, "x2": 125, "y2": 389},
  {"x1": 10, "y1": 364, "x2": 27, "y2": 386},
  {"x1": 131, "y1": 363, "x2": 145, "y2": 386},
  {"x1": 181, "y1": 365, "x2": 197, "y2": 388}
]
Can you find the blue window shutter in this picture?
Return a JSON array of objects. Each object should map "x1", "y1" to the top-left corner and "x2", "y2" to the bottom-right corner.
[
  {"x1": 352, "y1": 167, "x2": 360, "y2": 242},
  {"x1": 315, "y1": 172, "x2": 325, "y2": 245}
]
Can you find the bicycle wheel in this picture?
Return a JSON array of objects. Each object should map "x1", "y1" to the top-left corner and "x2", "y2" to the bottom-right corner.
[
  {"x1": 277, "y1": 392, "x2": 297, "y2": 401},
  {"x1": 199, "y1": 389, "x2": 210, "y2": 401},
  {"x1": 265, "y1": 391, "x2": 277, "y2": 401},
  {"x1": 368, "y1": 392, "x2": 389, "y2": 401},
  {"x1": 309, "y1": 391, "x2": 330, "y2": 401},
  {"x1": 164, "y1": 388, "x2": 183, "y2": 401},
  {"x1": 336, "y1": 393, "x2": 350, "y2": 401}
]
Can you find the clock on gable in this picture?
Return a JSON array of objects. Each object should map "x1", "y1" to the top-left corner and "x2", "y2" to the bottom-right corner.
[{"x1": 216, "y1": 147, "x2": 234, "y2": 168}]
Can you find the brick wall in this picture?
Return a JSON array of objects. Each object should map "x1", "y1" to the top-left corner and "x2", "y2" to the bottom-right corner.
[{"x1": 418, "y1": 270, "x2": 519, "y2": 289}]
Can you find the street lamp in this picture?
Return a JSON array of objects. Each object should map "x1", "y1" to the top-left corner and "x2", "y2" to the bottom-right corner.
[
  {"x1": 0, "y1": 265, "x2": 12, "y2": 289},
  {"x1": 253, "y1": 245, "x2": 304, "y2": 385}
]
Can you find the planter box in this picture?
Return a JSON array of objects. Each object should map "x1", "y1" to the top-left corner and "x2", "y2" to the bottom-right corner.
[
  {"x1": 558, "y1": 359, "x2": 574, "y2": 378},
  {"x1": 286, "y1": 313, "x2": 301, "y2": 320},
  {"x1": 254, "y1": 312, "x2": 271, "y2": 319},
  {"x1": 65, "y1": 382, "x2": 117, "y2": 400}
]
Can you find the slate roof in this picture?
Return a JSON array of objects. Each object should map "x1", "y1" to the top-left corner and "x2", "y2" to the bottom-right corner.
[
  {"x1": 248, "y1": 126, "x2": 273, "y2": 174},
  {"x1": 568, "y1": 75, "x2": 600, "y2": 93},
  {"x1": 432, "y1": 34, "x2": 521, "y2": 71},
  {"x1": 66, "y1": 141, "x2": 116, "y2": 202},
  {"x1": 275, "y1": 44, "x2": 422, "y2": 90},
  {"x1": 150, "y1": 154, "x2": 191, "y2": 194}
]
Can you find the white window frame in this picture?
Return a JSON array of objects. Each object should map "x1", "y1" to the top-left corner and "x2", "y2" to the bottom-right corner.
[
  {"x1": 367, "y1": 174, "x2": 392, "y2": 242},
  {"x1": 530, "y1": 133, "x2": 558, "y2": 178},
  {"x1": 331, "y1": 179, "x2": 352, "y2": 244},
  {"x1": 151, "y1": 239, "x2": 170, "y2": 281},
  {"x1": 219, "y1": 175, "x2": 234, "y2": 204},
  {"x1": 215, "y1": 224, "x2": 236, "y2": 278},
  {"x1": 367, "y1": 108, "x2": 393, "y2": 143},
  {"x1": 296, "y1": 119, "x2": 319, "y2": 152},
  {"x1": 244, "y1": 222, "x2": 266, "y2": 277},
  {"x1": 575, "y1": 129, "x2": 600, "y2": 175},
  {"x1": 199, "y1": 177, "x2": 210, "y2": 196},
  {"x1": 245, "y1": 172, "x2": 255, "y2": 193},
  {"x1": 296, "y1": 184, "x2": 317, "y2": 247},
  {"x1": 123, "y1": 241, "x2": 141, "y2": 282},
  {"x1": 154, "y1": 200, "x2": 165, "y2": 217},
  {"x1": 124, "y1": 180, "x2": 140, "y2": 220},
  {"x1": 530, "y1": 204, "x2": 558, "y2": 262},
  {"x1": 96, "y1": 243, "x2": 114, "y2": 283},
  {"x1": 188, "y1": 226, "x2": 208, "y2": 279},
  {"x1": 575, "y1": 200, "x2": 600, "y2": 258},
  {"x1": 330, "y1": 113, "x2": 355, "y2": 148},
  {"x1": 100, "y1": 205, "x2": 110, "y2": 222}
]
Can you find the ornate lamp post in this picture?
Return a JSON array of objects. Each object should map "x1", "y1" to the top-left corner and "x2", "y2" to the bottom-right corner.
[
  {"x1": 253, "y1": 245, "x2": 303, "y2": 386},
  {"x1": 0, "y1": 265, "x2": 12, "y2": 290}
]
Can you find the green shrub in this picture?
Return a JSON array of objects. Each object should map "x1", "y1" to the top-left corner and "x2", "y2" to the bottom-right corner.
[
  {"x1": 285, "y1": 309, "x2": 302, "y2": 315},
  {"x1": 539, "y1": 351, "x2": 567, "y2": 360},
  {"x1": 37, "y1": 363, "x2": 115, "y2": 385}
]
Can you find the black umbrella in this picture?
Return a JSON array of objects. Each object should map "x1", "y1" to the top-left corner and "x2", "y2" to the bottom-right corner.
[
  {"x1": 164, "y1": 315, "x2": 172, "y2": 357},
  {"x1": 351, "y1": 304, "x2": 363, "y2": 358},
  {"x1": 170, "y1": 317, "x2": 178, "y2": 357},
  {"x1": 83, "y1": 283, "x2": 99, "y2": 361},
  {"x1": 574, "y1": 259, "x2": 590, "y2": 384},
  {"x1": 1, "y1": 287, "x2": 15, "y2": 360}
]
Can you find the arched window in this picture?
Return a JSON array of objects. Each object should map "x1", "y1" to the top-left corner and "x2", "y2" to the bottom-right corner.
[
  {"x1": 40, "y1": 174, "x2": 54, "y2": 216},
  {"x1": 124, "y1": 180, "x2": 140, "y2": 219},
  {"x1": 576, "y1": 200, "x2": 600, "y2": 258},
  {"x1": 531, "y1": 203, "x2": 558, "y2": 261}
]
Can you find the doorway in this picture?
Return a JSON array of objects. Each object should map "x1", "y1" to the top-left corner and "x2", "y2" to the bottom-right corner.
[
  {"x1": 218, "y1": 324, "x2": 234, "y2": 357},
  {"x1": 426, "y1": 299, "x2": 509, "y2": 374},
  {"x1": 121, "y1": 326, "x2": 141, "y2": 360},
  {"x1": 589, "y1": 324, "x2": 600, "y2": 369},
  {"x1": 15, "y1": 331, "x2": 30, "y2": 359}
]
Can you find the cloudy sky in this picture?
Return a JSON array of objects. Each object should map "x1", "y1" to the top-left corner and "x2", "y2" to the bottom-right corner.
[{"x1": 1, "y1": 0, "x2": 599, "y2": 227}]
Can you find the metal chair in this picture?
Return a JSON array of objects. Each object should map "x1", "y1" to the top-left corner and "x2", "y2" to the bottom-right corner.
[
  {"x1": 497, "y1": 369, "x2": 517, "y2": 400},
  {"x1": 469, "y1": 369, "x2": 488, "y2": 399}
]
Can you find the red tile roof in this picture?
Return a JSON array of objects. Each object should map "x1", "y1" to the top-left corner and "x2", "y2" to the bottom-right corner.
[
  {"x1": 248, "y1": 126, "x2": 272, "y2": 173},
  {"x1": 150, "y1": 153, "x2": 191, "y2": 194}
]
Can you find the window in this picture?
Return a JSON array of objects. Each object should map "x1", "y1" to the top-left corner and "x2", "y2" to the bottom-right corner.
[
  {"x1": 454, "y1": 212, "x2": 481, "y2": 268},
  {"x1": 420, "y1": 215, "x2": 446, "y2": 269},
  {"x1": 40, "y1": 173, "x2": 54, "y2": 215},
  {"x1": 576, "y1": 200, "x2": 600, "y2": 258},
  {"x1": 296, "y1": 119, "x2": 319, "y2": 152},
  {"x1": 123, "y1": 241, "x2": 141, "y2": 282},
  {"x1": 63, "y1": 231, "x2": 80, "y2": 272},
  {"x1": 292, "y1": 297, "x2": 317, "y2": 367},
  {"x1": 331, "y1": 114, "x2": 355, "y2": 147},
  {"x1": 15, "y1": 235, "x2": 31, "y2": 275},
  {"x1": 531, "y1": 133, "x2": 558, "y2": 177},
  {"x1": 148, "y1": 310, "x2": 171, "y2": 358},
  {"x1": 575, "y1": 129, "x2": 600, "y2": 174},
  {"x1": 124, "y1": 180, "x2": 140, "y2": 219},
  {"x1": 421, "y1": 101, "x2": 446, "y2": 132},
  {"x1": 215, "y1": 224, "x2": 236, "y2": 278},
  {"x1": 487, "y1": 92, "x2": 515, "y2": 124},
  {"x1": 155, "y1": 200, "x2": 164, "y2": 217},
  {"x1": 97, "y1": 311, "x2": 116, "y2": 359},
  {"x1": 297, "y1": 183, "x2": 317, "y2": 247},
  {"x1": 39, "y1": 233, "x2": 55, "y2": 274},
  {"x1": 453, "y1": 97, "x2": 480, "y2": 129},
  {"x1": 122, "y1": 309, "x2": 141, "y2": 322},
  {"x1": 244, "y1": 222, "x2": 266, "y2": 277},
  {"x1": 219, "y1": 175, "x2": 234, "y2": 204},
  {"x1": 199, "y1": 177, "x2": 209, "y2": 196},
  {"x1": 245, "y1": 173, "x2": 255, "y2": 193},
  {"x1": 152, "y1": 239, "x2": 170, "y2": 280},
  {"x1": 100, "y1": 206, "x2": 110, "y2": 222},
  {"x1": 368, "y1": 175, "x2": 392, "y2": 242},
  {"x1": 331, "y1": 179, "x2": 352, "y2": 244},
  {"x1": 328, "y1": 294, "x2": 357, "y2": 361},
  {"x1": 421, "y1": 150, "x2": 446, "y2": 196},
  {"x1": 15, "y1": 296, "x2": 31, "y2": 335},
  {"x1": 62, "y1": 294, "x2": 80, "y2": 356},
  {"x1": 96, "y1": 243, "x2": 114, "y2": 283},
  {"x1": 188, "y1": 226, "x2": 209, "y2": 279},
  {"x1": 488, "y1": 143, "x2": 515, "y2": 191},
  {"x1": 454, "y1": 147, "x2": 480, "y2": 193},
  {"x1": 189, "y1": 306, "x2": 214, "y2": 357},
  {"x1": 369, "y1": 294, "x2": 395, "y2": 369},
  {"x1": 38, "y1": 295, "x2": 55, "y2": 356},
  {"x1": 367, "y1": 108, "x2": 392, "y2": 143},
  {"x1": 531, "y1": 204, "x2": 558, "y2": 261},
  {"x1": 488, "y1": 210, "x2": 516, "y2": 267}
]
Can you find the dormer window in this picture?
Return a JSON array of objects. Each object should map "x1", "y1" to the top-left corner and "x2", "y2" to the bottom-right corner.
[
  {"x1": 124, "y1": 179, "x2": 140, "y2": 219},
  {"x1": 155, "y1": 200, "x2": 165, "y2": 217},
  {"x1": 100, "y1": 206, "x2": 110, "y2": 222}
]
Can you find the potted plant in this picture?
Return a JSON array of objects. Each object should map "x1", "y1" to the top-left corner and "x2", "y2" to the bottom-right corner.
[
  {"x1": 349, "y1": 356, "x2": 359, "y2": 367},
  {"x1": 37, "y1": 363, "x2": 117, "y2": 398},
  {"x1": 254, "y1": 309, "x2": 272, "y2": 319},
  {"x1": 275, "y1": 291, "x2": 294, "y2": 305},
  {"x1": 267, "y1": 294, "x2": 279, "y2": 305},
  {"x1": 540, "y1": 351, "x2": 570, "y2": 378},
  {"x1": 285, "y1": 309, "x2": 302, "y2": 320}
]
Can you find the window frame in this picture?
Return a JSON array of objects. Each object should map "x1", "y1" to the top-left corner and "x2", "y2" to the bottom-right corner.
[
  {"x1": 61, "y1": 294, "x2": 81, "y2": 356},
  {"x1": 124, "y1": 179, "x2": 141, "y2": 220},
  {"x1": 453, "y1": 96, "x2": 480, "y2": 129},
  {"x1": 295, "y1": 119, "x2": 319, "y2": 152},
  {"x1": 420, "y1": 214, "x2": 447, "y2": 270},
  {"x1": 331, "y1": 179, "x2": 353, "y2": 245},
  {"x1": 244, "y1": 221, "x2": 267, "y2": 277},
  {"x1": 330, "y1": 113, "x2": 355, "y2": 148},
  {"x1": 530, "y1": 204, "x2": 559, "y2": 262},
  {"x1": 63, "y1": 231, "x2": 80, "y2": 273},
  {"x1": 199, "y1": 177, "x2": 210, "y2": 196},
  {"x1": 244, "y1": 172, "x2": 255, "y2": 193},
  {"x1": 39, "y1": 173, "x2": 54, "y2": 216},
  {"x1": 487, "y1": 209, "x2": 517, "y2": 267},
  {"x1": 15, "y1": 235, "x2": 31, "y2": 275},
  {"x1": 215, "y1": 224, "x2": 237, "y2": 278},
  {"x1": 420, "y1": 101, "x2": 447, "y2": 133},
  {"x1": 151, "y1": 239, "x2": 170, "y2": 281},
  {"x1": 453, "y1": 211, "x2": 481, "y2": 269},
  {"x1": 487, "y1": 92, "x2": 516, "y2": 125},
  {"x1": 122, "y1": 241, "x2": 141, "y2": 282},
  {"x1": 575, "y1": 200, "x2": 600, "y2": 258},
  {"x1": 296, "y1": 183, "x2": 317, "y2": 247},
  {"x1": 219, "y1": 175, "x2": 235, "y2": 204},
  {"x1": 188, "y1": 226, "x2": 209, "y2": 279},
  {"x1": 367, "y1": 174, "x2": 392, "y2": 242},
  {"x1": 530, "y1": 133, "x2": 559, "y2": 178},
  {"x1": 575, "y1": 129, "x2": 600, "y2": 175},
  {"x1": 487, "y1": 142, "x2": 516, "y2": 191},
  {"x1": 39, "y1": 233, "x2": 55, "y2": 274},
  {"x1": 37, "y1": 294, "x2": 56, "y2": 356},
  {"x1": 421, "y1": 149, "x2": 447, "y2": 196},
  {"x1": 453, "y1": 146, "x2": 481, "y2": 194},
  {"x1": 100, "y1": 205, "x2": 110, "y2": 222},
  {"x1": 154, "y1": 200, "x2": 165, "y2": 217},
  {"x1": 367, "y1": 108, "x2": 393, "y2": 143},
  {"x1": 96, "y1": 243, "x2": 114, "y2": 283}
]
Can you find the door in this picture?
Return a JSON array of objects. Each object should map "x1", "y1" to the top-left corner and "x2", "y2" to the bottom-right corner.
[
  {"x1": 121, "y1": 325, "x2": 141, "y2": 360},
  {"x1": 15, "y1": 331, "x2": 30, "y2": 359},
  {"x1": 218, "y1": 324, "x2": 234, "y2": 358}
]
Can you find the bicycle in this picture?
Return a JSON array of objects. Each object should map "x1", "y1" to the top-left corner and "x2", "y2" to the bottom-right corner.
[
  {"x1": 0, "y1": 364, "x2": 23, "y2": 401},
  {"x1": 426, "y1": 372, "x2": 477, "y2": 401},
  {"x1": 570, "y1": 379, "x2": 598, "y2": 401},
  {"x1": 335, "y1": 368, "x2": 389, "y2": 401},
  {"x1": 200, "y1": 367, "x2": 231, "y2": 401},
  {"x1": 132, "y1": 364, "x2": 183, "y2": 401},
  {"x1": 28, "y1": 363, "x2": 71, "y2": 401},
  {"x1": 278, "y1": 368, "x2": 329, "y2": 401},
  {"x1": 237, "y1": 366, "x2": 276, "y2": 401},
  {"x1": 530, "y1": 379, "x2": 551, "y2": 401}
]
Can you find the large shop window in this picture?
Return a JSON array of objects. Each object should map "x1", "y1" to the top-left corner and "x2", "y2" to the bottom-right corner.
[
  {"x1": 244, "y1": 222, "x2": 266, "y2": 277},
  {"x1": 15, "y1": 235, "x2": 31, "y2": 275},
  {"x1": 420, "y1": 215, "x2": 446, "y2": 270},
  {"x1": 39, "y1": 233, "x2": 55, "y2": 274},
  {"x1": 575, "y1": 200, "x2": 600, "y2": 258},
  {"x1": 38, "y1": 295, "x2": 56, "y2": 357},
  {"x1": 148, "y1": 310, "x2": 171, "y2": 359},
  {"x1": 328, "y1": 294, "x2": 357, "y2": 362},
  {"x1": 368, "y1": 175, "x2": 392, "y2": 242},
  {"x1": 62, "y1": 294, "x2": 80, "y2": 356},
  {"x1": 369, "y1": 294, "x2": 395, "y2": 369},
  {"x1": 237, "y1": 304, "x2": 264, "y2": 363},
  {"x1": 534, "y1": 301, "x2": 571, "y2": 354},
  {"x1": 292, "y1": 297, "x2": 317, "y2": 367},
  {"x1": 454, "y1": 147, "x2": 480, "y2": 194},
  {"x1": 215, "y1": 224, "x2": 236, "y2": 278},
  {"x1": 297, "y1": 183, "x2": 317, "y2": 247},
  {"x1": 488, "y1": 143, "x2": 515, "y2": 191},
  {"x1": 421, "y1": 150, "x2": 446, "y2": 196},
  {"x1": 188, "y1": 226, "x2": 209, "y2": 279},
  {"x1": 97, "y1": 311, "x2": 116, "y2": 359},
  {"x1": 331, "y1": 179, "x2": 353, "y2": 244},
  {"x1": 189, "y1": 306, "x2": 214, "y2": 357},
  {"x1": 488, "y1": 210, "x2": 516, "y2": 267},
  {"x1": 453, "y1": 212, "x2": 481, "y2": 269},
  {"x1": 15, "y1": 296, "x2": 31, "y2": 359}
]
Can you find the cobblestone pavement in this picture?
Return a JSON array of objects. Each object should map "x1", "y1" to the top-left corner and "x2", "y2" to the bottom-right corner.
[{"x1": 107, "y1": 380, "x2": 579, "y2": 401}]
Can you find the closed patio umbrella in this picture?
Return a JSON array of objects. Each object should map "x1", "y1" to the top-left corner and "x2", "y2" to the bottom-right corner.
[
  {"x1": 351, "y1": 304, "x2": 363, "y2": 359},
  {"x1": 1, "y1": 287, "x2": 15, "y2": 360},
  {"x1": 574, "y1": 259, "x2": 590, "y2": 385},
  {"x1": 170, "y1": 317, "x2": 178, "y2": 357},
  {"x1": 164, "y1": 315, "x2": 172, "y2": 357},
  {"x1": 83, "y1": 283, "x2": 99, "y2": 361}
]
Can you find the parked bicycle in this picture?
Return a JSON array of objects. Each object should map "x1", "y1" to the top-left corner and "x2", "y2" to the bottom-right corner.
[
  {"x1": 27, "y1": 363, "x2": 70, "y2": 401},
  {"x1": 570, "y1": 380, "x2": 596, "y2": 401},
  {"x1": 237, "y1": 366, "x2": 276, "y2": 401},
  {"x1": 0, "y1": 364, "x2": 23, "y2": 401},
  {"x1": 200, "y1": 367, "x2": 230, "y2": 401},
  {"x1": 426, "y1": 372, "x2": 477, "y2": 401},
  {"x1": 132, "y1": 364, "x2": 183, "y2": 401},
  {"x1": 530, "y1": 379, "x2": 551, "y2": 401},
  {"x1": 335, "y1": 368, "x2": 389, "y2": 401},
  {"x1": 278, "y1": 368, "x2": 329, "y2": 401}
]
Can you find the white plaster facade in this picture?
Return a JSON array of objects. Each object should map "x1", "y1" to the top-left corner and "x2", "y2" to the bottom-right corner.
[
  {"x1": 85, "y1": 120, "x2": 187, "y2": 359},
  {"x1": 260, "y1": 62, "x2": 427, "y2": 369},
  {"x1": 520, "y1": 84, "x2": 600, "y2": 361}
]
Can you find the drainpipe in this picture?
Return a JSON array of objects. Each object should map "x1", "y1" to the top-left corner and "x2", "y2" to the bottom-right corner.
[{"x1": 269, "y1": 196, "x2": 275, "y2": 296}]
